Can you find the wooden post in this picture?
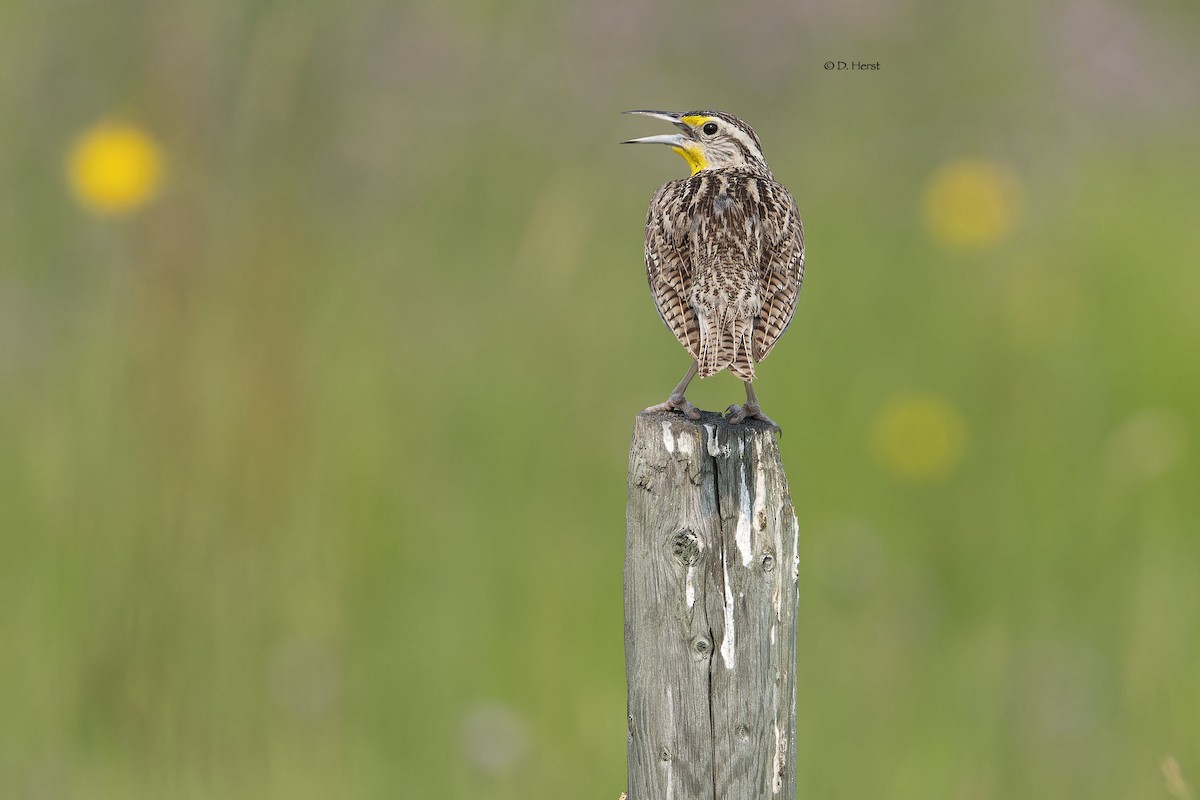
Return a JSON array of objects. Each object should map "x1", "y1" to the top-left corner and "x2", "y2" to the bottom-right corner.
[{"x1": 625, "y1": 411, "x2": 799, "y2": 800}]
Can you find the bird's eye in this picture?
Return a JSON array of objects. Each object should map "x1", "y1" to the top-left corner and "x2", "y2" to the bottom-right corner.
[{"x1": 702, "y1": 122, "x2": 719, "y2": 136}]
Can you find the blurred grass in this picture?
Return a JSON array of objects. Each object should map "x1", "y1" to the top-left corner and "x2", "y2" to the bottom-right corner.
[{"x1": 1, "y1": 0, "x2": 1199, "y2": 798}]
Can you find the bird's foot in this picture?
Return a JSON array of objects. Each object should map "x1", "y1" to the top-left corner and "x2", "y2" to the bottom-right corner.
[
  {"x1": 642, "y1": 393, "x2": 702, "y2": 420},
  {"x1": 725, "y1": 402, "x2": 780, "y2": 430}
]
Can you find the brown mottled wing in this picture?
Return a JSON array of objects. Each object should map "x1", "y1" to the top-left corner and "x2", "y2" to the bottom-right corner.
[
  {"x1": 644, "y1": 181, "x2": 701, "y2": 360},
  {"x1": 752, "y1": 180, "x2": 805, "y2": 363}
]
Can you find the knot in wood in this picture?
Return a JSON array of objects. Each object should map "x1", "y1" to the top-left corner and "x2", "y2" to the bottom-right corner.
[
  {"x1": 761, "y1": 551, "x2": 776, "y2": 573},
  {"x1": 670, "y1": 528, "x2": 701, "y2": 565},
  {"x1": 690, "y1": 635, "x2": 712, "y2": 657}
]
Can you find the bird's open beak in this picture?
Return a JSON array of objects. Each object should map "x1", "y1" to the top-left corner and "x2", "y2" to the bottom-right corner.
[{"x1": 621, "y1": 110, "x2": 694, "y2": 145}]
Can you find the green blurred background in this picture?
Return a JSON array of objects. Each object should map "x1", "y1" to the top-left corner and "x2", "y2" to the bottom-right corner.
[{"x1": 2, "y1": 0, "x2": 1198, "y2": 797}]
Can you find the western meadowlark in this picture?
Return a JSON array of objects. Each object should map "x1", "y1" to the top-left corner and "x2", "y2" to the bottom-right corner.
[{"x1": 624, "y1": 110, "x2": 805, "y2": 428}]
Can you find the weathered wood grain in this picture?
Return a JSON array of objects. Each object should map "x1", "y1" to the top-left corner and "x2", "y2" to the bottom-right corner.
[{"x1": 625, "y1": 411, "x2": 799, "y2": 800}]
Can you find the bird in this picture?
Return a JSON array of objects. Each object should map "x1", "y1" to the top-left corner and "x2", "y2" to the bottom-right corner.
[{"x1": 623, "y1": 110, "x2": 805, "y2": 428}]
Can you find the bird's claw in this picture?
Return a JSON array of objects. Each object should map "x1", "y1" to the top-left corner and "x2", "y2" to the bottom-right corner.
[
  {"x1": 725, "y1": 402, "x2": 780, "y2": 431},
  {"x1": 643, "y1": 393, "x2": 702, "y2": 420}
]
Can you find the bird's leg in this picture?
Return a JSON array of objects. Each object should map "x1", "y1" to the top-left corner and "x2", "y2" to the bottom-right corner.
[
  {"x1": 642, "y1": 361, "x2": 702, "y2": 420},
  {"x1": 726, "y1": 381, "x2": 780, "y2": 429}
]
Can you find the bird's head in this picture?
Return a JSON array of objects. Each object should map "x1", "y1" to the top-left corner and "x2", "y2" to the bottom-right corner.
[{"x1": 622, "y1": 110, "x2": 772, "y2": 177}]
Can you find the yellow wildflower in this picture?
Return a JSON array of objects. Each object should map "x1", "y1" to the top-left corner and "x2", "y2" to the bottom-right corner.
[
  {"x1": 922, "y1": 159, "x2": 1022, "y2": 250},
  {"x1": 872, "y1": 393, "x2": 967, "y2": 481},
  {"x1": 67, "y1": 121, "x2": 163, "y2": 214}
]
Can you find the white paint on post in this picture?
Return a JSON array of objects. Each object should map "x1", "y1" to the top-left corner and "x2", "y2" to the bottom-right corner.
[
  {"x1": 772, "y1": 723, "x2": 784, "y2": 793},
  {"x1": 720, "y1": 547, "x2": 737, "y2": 669},
  {"x1": 704, "y1": 424, "x2": 727, "y2": 457},
  {"x1": 662, "y1": 422, "x2": 675, "y2": 453},
  {"x1": 735, "y1": 467, "x2": 753, "y2": 566}
]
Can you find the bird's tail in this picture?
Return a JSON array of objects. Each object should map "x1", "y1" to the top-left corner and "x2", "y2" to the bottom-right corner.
[{"x1": 697, "y1": 310, "x2": 756, "y2": 381}]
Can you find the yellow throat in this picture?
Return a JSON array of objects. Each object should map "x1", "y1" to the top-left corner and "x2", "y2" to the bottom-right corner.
[
  {"x1": 671, "y1": 143, "x2": 707, "y2": 175},
  {"x1": 671, "y1": 115, "x2": 714, "y2": 174}
]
